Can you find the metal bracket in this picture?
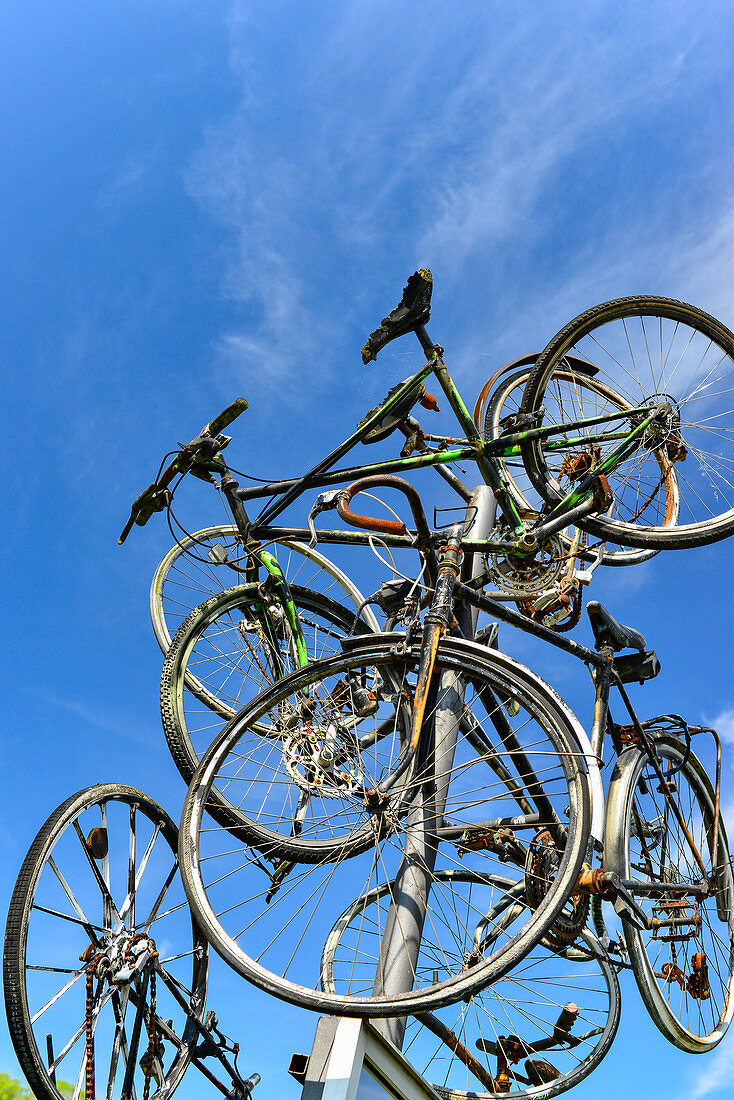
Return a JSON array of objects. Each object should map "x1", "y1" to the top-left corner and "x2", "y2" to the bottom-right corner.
[{"x1": 307, "y1": 490, "x2": 342, "y2": 547}]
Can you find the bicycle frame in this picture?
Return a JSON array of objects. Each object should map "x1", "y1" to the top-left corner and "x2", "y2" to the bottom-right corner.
[{"x1": 213, "y1": 330, "x2": 661, "y2": 555}]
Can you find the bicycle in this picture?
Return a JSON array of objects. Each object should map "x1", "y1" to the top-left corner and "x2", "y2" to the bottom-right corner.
[
  {"x1": 175, "y1": 479, "x2": 733, "y2": 1053},
  {"x1": 117, "y1": 272, "x2": 733, "y2": 1036},
  {"x1": 3, "y1": 783, "x2": 261, "y2": 1100},
  {"x1": 321, "y1": 869, "x2": 621, "y2": 1098},
  {"x1": 129, "y1": 266, "x2": 734, "y2": 667}
]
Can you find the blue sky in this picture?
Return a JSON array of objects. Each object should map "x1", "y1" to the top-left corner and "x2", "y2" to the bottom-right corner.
[{"x1": 3, "y1": 1, "x2": 734, "y2": 1098}]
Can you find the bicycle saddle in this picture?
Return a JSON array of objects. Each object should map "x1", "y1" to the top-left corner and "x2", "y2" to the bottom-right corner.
[
  {"x1": 587, "y1": 601, "x2": 646, "y2": 652},
  {"x1": 361, "y1": 270, "x2": 433, "y2": 363}
]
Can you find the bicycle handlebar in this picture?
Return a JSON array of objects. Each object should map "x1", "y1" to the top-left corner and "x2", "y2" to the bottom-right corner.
[
  {"x1": 118, "y1": 397, "x2": 248, "y2": 544},
  {"x1": 335, "y1": 475, "x2": 432, "y2": 543}
]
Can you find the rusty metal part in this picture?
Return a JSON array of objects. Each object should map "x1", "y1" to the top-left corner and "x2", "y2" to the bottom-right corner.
[
  {"x1": 665, "y1": 436, "x2": 688, "y2": 463},
  {"x1": 659, "y1": 954, "x2": 711, "y2": 999},
  {"x1": 123, "y1": 934, "x2": 160, "y2": 1100},
  {"x1": 687, "y1": 952, "x2": 711, "y2": 1000},
  {"x1": 335, "y1": 475, "x2": 432, "y2": 544},
  {"x1": 660, "y1": 962, "x2": 687, "y2": 989},
  {"x1": 526, "y1": 1060, "x2": 562, "y2": 1085},
  {"x1": 574, "y1": 868, "x2": 617, "y2": 898},
  {"x1": 651, "y1": 899, "x2": 702, "y2": 941},
  {"x1": 80, "y1": 944, "x2": 106, "y2": 1100},
  {"x1": 455, "y1": 827, "x2": 526, "y2": 867},
  {"x1": 142, "y1": 961, "x2": 158, "y2": 1100},
  {"x1": 397, "y1": 418, "x2": 427, "y2": 458},
  {"x1": 329, "y1": 677, "x2": 378, "y2": 717},
  {"x1": 519, "y1": 576, "x2": 583, "y2": 634},
  {"x1": 561, "y1": 452, "x2": 595, "y2": 481},
  {"x1": 415, "y1": 1012, "x2": 496, "y2": 1091},
  {"x1": 592, "y1": 473, "x2": 615, "y2": 510},
  {"x1": 526, "y1": 830, "x2": 589, "y2": 948},
  {"x1": 615, "y1": 723, "x2": 642, "y2": 746},
  {"x1": 85, "y1": 827, "x2": 108, "y2": 860}
]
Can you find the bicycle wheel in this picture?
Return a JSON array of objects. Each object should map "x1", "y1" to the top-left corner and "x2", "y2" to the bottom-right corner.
[
  {"x1": 520, "y1": 297, "x2": 734, "y2": 549},
  {"x1": 485, "y1": 363, "x2": 677, "y2": 566},
  {"x1": 322, "y1": 871, "x2": 620, "y2": 1098},
  {"x1": 604, "y1": 736, "x2": 734, "y2": 1051},
  {"x1": 4, "y1": 784, "x2": 208, "y2": 1100},
  {"x1": 161, "y1": 583, "x2": 372, "y2": 791},
  {"x1": 150, "y1": 526, "x2": 379, "y2": 653},
  {"x1": 178, "y1": 634, "x2": 590, "y2": 1016}
]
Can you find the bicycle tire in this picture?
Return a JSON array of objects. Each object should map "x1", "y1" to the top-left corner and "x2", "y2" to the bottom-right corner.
[
  {"x1": 604, "y1": 736, "x2": 734, "y2": 1051},
  {"x1": 485, "y1": 365, "x2": 676, "y2": 566},
  {"x1": 322, "y1": 870, "x2": 620, "y2": 1098},
  {"x1": 178, "y1": 634, "x2": 591, "y2": 1016},
  {"x1": 4, "y1": 784, "x2": 208, "y2": 1100},
  {"x1": 151, "y1": 526, "x2": 379, "y2": 654},
  {"x1": 520, "y1": 297, "x2": 734, "y2": 549},
  {"x1": 161, "y1": 582, "x2": 372, "y2": 798}
]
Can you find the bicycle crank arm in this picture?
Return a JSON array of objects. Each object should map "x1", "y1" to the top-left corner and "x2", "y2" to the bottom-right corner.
[{"x1": 575, "y1": 869, "x2": 650, "y2": 929}]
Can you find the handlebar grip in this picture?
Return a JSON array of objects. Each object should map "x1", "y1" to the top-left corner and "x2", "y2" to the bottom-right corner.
[
  {"x1": 118, "y1": 514, "x2": 136, "y2": 545},
  {"x1": 336, "y1": 490, "x2": 408, "y2": 537},
  {"x1": 205, "y1": 397, "x2": 248, "y2": 438},
  {"x1": 335, "y1": 476, "x2": 432, "y2": 543}
]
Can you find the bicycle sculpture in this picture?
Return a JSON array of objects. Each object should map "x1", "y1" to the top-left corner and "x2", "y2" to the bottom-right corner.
[{"x1": 5, "y1": 271, "x2": 734, "y2": 1100}]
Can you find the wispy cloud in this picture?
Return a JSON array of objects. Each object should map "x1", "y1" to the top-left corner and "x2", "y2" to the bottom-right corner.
[
  {"x1": 711, "y1": 708, "x2": 734, "y2": 746},
  {"x1": 185, "y1": 1, "x2": 734, "y2": 403},
  {"x1": 686, "y1": 1036, "x2": 734, "y2": 1099},
  {"x1": 45, "y1": 692, "x2": 157, "y2": 748}
]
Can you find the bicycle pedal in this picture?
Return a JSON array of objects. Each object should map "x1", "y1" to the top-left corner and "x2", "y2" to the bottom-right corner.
[{"x1": 525, "y1": 1059, "x2": 561, "y2": 1085}]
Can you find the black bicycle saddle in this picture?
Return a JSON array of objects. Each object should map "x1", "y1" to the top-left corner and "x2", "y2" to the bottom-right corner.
[
  {"x1": 361, "y1": 270, "x2": 433, "y2": 363},
  {"x1": 587, "y1": 601, "x2": 646, "y2": 652}
]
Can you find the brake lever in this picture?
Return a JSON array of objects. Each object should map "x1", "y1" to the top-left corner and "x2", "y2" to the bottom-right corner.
[
  {"x1": 307, "y1": 490, "x2": 341, "y2": 547},
  {"x1": 118, "y1": 483, "x2": 172, "y2": 544}
]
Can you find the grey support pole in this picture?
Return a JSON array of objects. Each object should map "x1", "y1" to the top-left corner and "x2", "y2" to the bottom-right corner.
[
  {"x1": 372, "y1": 487, "x2": 496, "y2": 1048},
  {"x1": 371, "y1": 667, "x2": 463, "y2": 1048},
  {"x1": 463, "y1": 485, "x2": 497, "y2": 638}
]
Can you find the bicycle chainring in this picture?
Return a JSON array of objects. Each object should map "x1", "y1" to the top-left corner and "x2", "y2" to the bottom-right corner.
[
  {"x1": 489, "y1": 531, "x2": 565, "y2": 599},
  {"x1": 525, "y1": 829, "x2": 589, "y2": 950}
]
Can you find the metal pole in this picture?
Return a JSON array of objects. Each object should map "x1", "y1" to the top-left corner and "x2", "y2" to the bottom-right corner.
[{"x1": 372, "y1": 488, "x2": 496, "y2": 1048}]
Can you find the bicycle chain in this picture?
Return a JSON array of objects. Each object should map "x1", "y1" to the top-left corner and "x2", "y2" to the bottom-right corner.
[
  {"x1": 80, "y1": 945, "x2": 106, "y2": 1100},
  {"x1": 80, "y1": 933, "x2": 161, "y2": 1100},
  {"x1": 124, "y1": 932, "x2": 161, "y2": 1100}
]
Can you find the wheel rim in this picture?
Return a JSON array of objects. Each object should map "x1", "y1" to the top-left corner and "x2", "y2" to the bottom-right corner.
[
  {"x1": 521, "y1": 298, "x2": 734, "y2": 548},
  {"x1": 178, "y1": 638, "x2": 590, "y2": 1016},
  {"x1": 323, "y1": 872, "x2": 619, "y2": 1099},
  {"x1": 150, "y1": 526, "x2": 378, "y2": 654},
  {"x1": 4, "y1": 785, "x2": 207, "y2": 1100},
  {"x1": 610, "y1": 740, "x2": 734, "y2": 1050}
]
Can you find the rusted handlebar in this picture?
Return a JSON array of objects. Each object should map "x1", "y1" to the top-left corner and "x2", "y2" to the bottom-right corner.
[{"x1": 335, "y1": 475, "x2": 433, "y2": 544}]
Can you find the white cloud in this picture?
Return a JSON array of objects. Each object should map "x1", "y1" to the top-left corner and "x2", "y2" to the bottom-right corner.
[
  {"x1": 687, "y1": 1035, "x2": 734, "y2": 1099},
  {"x1": 709, "y1": 708, "x2": 734, "y2": 746}
]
